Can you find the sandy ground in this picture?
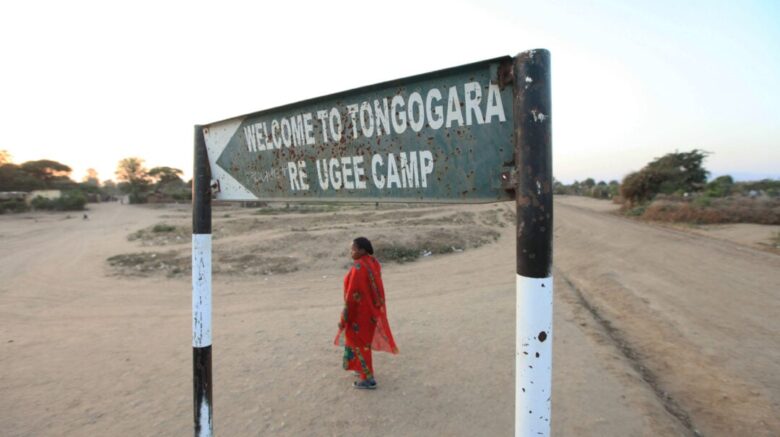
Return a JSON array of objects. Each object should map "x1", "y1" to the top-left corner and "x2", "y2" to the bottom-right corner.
[{"x1": 0, "y1": 197, "x2": 778, "y2": 436}]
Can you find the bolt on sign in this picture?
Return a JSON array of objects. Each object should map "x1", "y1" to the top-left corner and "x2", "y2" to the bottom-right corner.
[{"x1": 203, "y1": 57, "x2": 515, "y2": 203}]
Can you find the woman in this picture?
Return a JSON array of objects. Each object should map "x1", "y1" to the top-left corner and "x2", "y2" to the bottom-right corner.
[{"x1": 334, "y1": 237, "x2": 398, "y2": 389}]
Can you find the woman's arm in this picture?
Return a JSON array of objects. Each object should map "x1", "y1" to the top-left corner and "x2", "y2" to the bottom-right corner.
[{"x1": 340, "y1": 263, "x2": 366, "y2": 328}]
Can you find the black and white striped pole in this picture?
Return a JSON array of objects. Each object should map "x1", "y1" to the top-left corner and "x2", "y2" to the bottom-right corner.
[
  {"x1": 193, "y1": 125, "x2": 213, "y2": 437},
  {"x1": 513, "y1": 49, "x2": 553, "y2": 437}
]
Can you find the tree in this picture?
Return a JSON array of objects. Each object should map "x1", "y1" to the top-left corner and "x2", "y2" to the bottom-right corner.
[
  {"x1": 19, "y1": 160, "x2": 75, "y2": 188},
  {"x1": 148, "y1": 166, "x2": 183, "y2": 185},
  {"x1": 0, "y1": 150, "x2": 11, "y2": 165},
  {"x1": 101, "y1": 179, "x2": 120, "y2": 198},
  {"x1": 0, "y1": 163, "x2": 43, "y2": 191},
  {"x1": 552, "y1": 178, "x2": 566, "y2": 195},
  {"x1": 31, "y1": 190, "x2": 86, "y2": 211},
  {"x1": 83, "y1": 168, "x2": 100, "y2": 187},
  {"x1": 116, "y1": 157, "x2": 151, "y2": 203},
  {"x1": 148, "y1": 166, "x2": 188, "y2": 201},
  {"x1": 1, "y1": 159, "x2": 76, "y2": 191},
  {"x1": 621, "y1": 149, "x2": 709, "y2": 205},
  {"x1": 608, "y1": 180, "x2": 620, "y2": 198},
  {"x1": 706, "y1": 175, "x2": 734, "y2": 197},
  {"x1": 116, "y1": 158, "x2": 148, "y2": 183}
]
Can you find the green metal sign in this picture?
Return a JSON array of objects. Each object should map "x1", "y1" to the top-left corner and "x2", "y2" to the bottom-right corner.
[{"x1": 203, "y1": 57, "x2": 515, "y2": 203}]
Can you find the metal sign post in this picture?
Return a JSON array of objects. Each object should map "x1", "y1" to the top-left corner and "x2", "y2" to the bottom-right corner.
[
  {"x1": 513, "y1": 50, "x2": 553, "y2": 436},
  {"x1": 191, "y1": 49, "x2": 552, "y2": 437},
  {"x1": 192, "y1": 125, "x2": 213, "y2": 437}
]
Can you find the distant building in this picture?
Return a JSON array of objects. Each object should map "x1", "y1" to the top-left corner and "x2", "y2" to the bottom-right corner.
[
  {"x1": 26, "y1": 190, "x2": 61, "y2": 205},
  {"x1": 0, "y1": 191, "x2": 28, "y2": 201}
]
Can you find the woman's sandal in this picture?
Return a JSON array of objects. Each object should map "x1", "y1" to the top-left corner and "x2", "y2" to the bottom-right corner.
[{"x1": 353, "y1": 379, "x2": 377, "y2": 389}]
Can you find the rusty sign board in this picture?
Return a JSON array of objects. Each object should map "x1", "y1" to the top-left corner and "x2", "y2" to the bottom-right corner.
[{"x1": 202, "y1": 57, "x2": 515, "y2": 203}]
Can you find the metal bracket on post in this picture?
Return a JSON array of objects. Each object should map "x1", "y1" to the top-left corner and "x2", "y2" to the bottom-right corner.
[{"x1": 500, "y1": 166, "x2": 519, "y2": 191}]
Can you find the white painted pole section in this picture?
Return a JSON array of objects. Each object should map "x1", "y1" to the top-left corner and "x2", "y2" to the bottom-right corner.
[
  {"x1": 192, "y1": 234, "x2": 212, "y2": 348},
  {"x1": 198, "y1": 398, "x2": 212, "y2": 437},
  {"x1": 197, "y1": 234, "x2": 211, "y2": 347},
  {"x1": 516, "y1": 274, "x2": 553, "y2": 437},
  {"x1": 192, "y1": 233, "x2": 213, "y2": 437}
]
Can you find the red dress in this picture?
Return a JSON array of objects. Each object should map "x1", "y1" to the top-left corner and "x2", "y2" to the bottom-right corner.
[{"x1": 334, "y1": 255, "x2": 398, "y2": 380}]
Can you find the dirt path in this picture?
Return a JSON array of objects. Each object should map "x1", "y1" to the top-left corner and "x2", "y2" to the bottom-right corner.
[
  {"x1": 555, "y1": 196, "x2": 780, "y2": 436},
  {"x1": 1, "y1": 199, "x2": 776, "y2": 435}
]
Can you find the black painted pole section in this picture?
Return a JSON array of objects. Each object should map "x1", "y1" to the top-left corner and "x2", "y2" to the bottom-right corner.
[
  {"x1": 513, "y1": 49, "x2": 553, "y2": 437},
  {"x1": 193, "y1": 125, "x2": 213, "y2": 437},
  {"x1": 515, "y1": 49, "x2": 553, "y2": 278}
]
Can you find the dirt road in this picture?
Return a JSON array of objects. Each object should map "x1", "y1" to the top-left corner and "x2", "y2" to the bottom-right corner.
[
  {"x1": 555, "y1": 196, "x2": 780, "y2": 436},
  {"x1": 0, "y1": 198, "x2": 777, "y2": 436}
]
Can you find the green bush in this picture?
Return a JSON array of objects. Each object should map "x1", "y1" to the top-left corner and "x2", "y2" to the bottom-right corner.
[
  {"x1": 152, "y1": 224, "x2": 176, "y2": 233},
  {"x1": 738, "y1": 178, "x2": 780, "y2": 194},
  {"x1": 590, "y1": 185, "x2": 611, "y2": 199},
  {"x1": 171, "y1": 192, "x2": 192, "y2": 201},
  {"x1": 30, "y1": 196, "x2": 50, "y2": 209},
  {"x1": 692, "y1": 195, "x2": 713, "y2": 208},
  {"x1": 0, "y1": 199, "x2": 29, "y2": 214},
  {"x1": 60, "y1": 190, "x2": 87, "y2": 210},
  {"x1": 31, "y1": 190, "x2": 87, "y2": 211},
  {"x1": 625, "y1": 204, "x2": 647, "y2": 216},
  {"x1": 128, "y1": 192, "x2": 147, "y2": 204},
  {"x1": 705, "y1": 175, "x2": 734, "y2": 197},
  {"x1": 377, "y1": 245, "x2": 420, "y2": 263},
  {"x1": 621, "y1": 150, "x2": 709, "y2": 205}
]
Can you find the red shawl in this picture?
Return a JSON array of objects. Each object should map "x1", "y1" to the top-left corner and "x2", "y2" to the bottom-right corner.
[{"x1": 334, "y1": 255, "x2": 398, "y2": 354}]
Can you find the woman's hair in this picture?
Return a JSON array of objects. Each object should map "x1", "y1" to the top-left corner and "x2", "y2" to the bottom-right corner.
[{"x1": 353, "y1": 237, "x2": 374, "y2": 255}]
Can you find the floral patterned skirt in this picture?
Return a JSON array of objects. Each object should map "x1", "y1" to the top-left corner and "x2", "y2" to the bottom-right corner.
[{"x1": 343, "y1": 345, "x2": 373, "y2": 380}]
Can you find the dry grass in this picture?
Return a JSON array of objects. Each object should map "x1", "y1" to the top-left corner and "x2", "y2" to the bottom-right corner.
[
  {"x1": 634, "y1": 197, "x2": 780, "y2": 225},
  {"x1": 128, "y1": 223, "x2": 189, "y2": 246},
  {"x1": 214, "y1": 252, "x2": 299, "y2": 276},
  {"x1": 107, "y1": 251, "x2": 187, "y2": 277},
  {"x1": 374, "y1": 226, "x2": 501, "y2": 264},
  {"x1": 109, "y1": 204, "x2": 509, "y2": 278},
  {"x1": 107, "y1": 249, "x2": 300, "y2": 278},
  {"x1": 771, "y1": 232, "x2": 780, "y2": 249}
]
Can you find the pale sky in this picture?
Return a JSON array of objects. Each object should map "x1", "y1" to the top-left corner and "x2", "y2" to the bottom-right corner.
[{"x1": 1, "y1": 0, "x2": 778, "y2": 184}]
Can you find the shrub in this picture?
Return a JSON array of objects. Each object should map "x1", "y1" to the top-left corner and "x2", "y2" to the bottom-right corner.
[
  {"x1": 590, "y1": 185, "x2": 611, "y2": 199},
  {"x1": 171, "y1": 192, "x2": 192, "y2": 201},
  {"x1": 59, "y1": 190, "x2": 87, "y2": 210},
  {"x1": 638, "y1": 197, "x2": 780, "y2": 225},
  {"x1": 621, "y1": 150, "x2": 709, "y2": 205},
  {"x1": 692, "y1": 195, "x2": 713, "y2": 208},
  {"x1": 152, "y1": 224, "x2": 176, "y2": 233},
  {"x1": 128, "y1": 192, "x2": 147, "y2": 204},
  {"x1": 0, "y1": 199, "x2": 29, "y2": 214},
  {"x1": 378, "y1": 245, "x2": 420, "y2": 263},
  {"x1": 625, "y1": 204, "x2": 647, "y2": 216},
  {"x1": 705, "y1": 175, "x2": 734, "y2": 197},
  {"x1": 30, "y1": 196, "x2": 49, "y2": 209},
  {"x1": 642, "y1": 201, "x2": 722, "y2": 224},
  {"x1": 375, "y1": 227, "x2": 500, "y2": 264},
  {"x1": 31, "y1": 190, "x2": 87, "y2": 211},
  {"x1": 737, "y1": 179, "x2": 780, "y2": 195}
]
